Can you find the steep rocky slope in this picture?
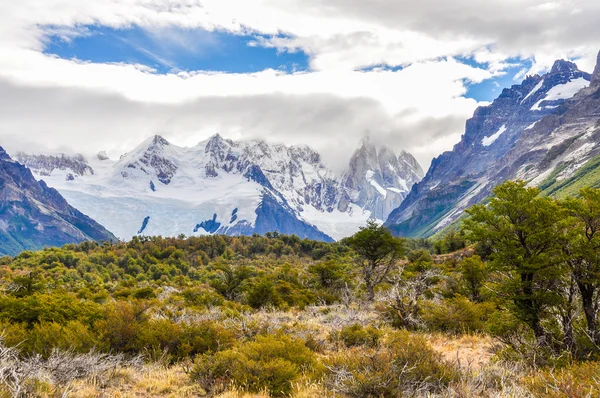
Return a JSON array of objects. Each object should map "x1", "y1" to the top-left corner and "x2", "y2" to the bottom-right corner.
[
  {"x1": 0, "y1": 147, "x2": 115, "y2": 255},
  {"x1": 386, "y1": 57, "x2": 597, "y2": 237}
]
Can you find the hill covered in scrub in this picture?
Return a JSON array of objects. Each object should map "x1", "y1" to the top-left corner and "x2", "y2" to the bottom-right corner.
[{"x1": 2, "y1": 186, "x2": 600, "y2": 397}]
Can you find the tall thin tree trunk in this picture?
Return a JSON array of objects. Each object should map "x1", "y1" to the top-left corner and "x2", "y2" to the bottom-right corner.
[{"x1": 579, "y1": 283, "x2": 599, "y2": 346}]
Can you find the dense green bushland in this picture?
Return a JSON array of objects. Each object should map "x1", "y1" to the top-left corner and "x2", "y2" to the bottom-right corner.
[{"x1": 3, "y1": 183, "x2": 600, "y2": 396}]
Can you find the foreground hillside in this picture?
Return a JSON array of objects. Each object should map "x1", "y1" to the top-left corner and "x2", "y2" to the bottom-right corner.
[{"x1": 2, "y1": 182, "x2": 600, "y2": 397}]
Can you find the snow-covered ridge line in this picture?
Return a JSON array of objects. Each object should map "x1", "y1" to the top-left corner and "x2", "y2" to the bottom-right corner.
[{"x1": 16, "y1": 134, "x2": 423, "y2": 242}]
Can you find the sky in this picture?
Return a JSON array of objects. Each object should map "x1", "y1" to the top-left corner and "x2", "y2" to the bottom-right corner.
[{"x1": 0, "y1": 1, "x2": 599, "y2": 172}]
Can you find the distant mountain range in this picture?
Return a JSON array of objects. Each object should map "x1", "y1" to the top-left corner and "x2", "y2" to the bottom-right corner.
[
  {"x1": 386, "y1": 52, "x2": 600, "y2": 237},
  {"x1": 6, "y1": 50, "x2": 600, "y2": 254},
  {"x1": 15, "y1": 135, "x2": 423, "y2": 243},
  {"x1": 0, "y1": 147, "x2": 115, "y2": 256}
]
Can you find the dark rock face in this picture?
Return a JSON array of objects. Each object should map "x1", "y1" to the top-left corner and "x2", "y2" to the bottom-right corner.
[
  {"x1": 137, "y1": 216, "x2": 150, "y2": 234},
  {"x1": 220, "y1": 192, "x2": 334, "y2": 242},
  {"x1": 386, "y1": 58, "x2": 594, "y2": 237},
  {"x1": 124, "y1": 135, "x2": 178, "y2": 185},
  {"x1": 593, "y1": 51, "x2": 600, "y2": 86},
  {"x1": 16, "y1": 153, "x2": 94, "y2": 177},
  {"x1": 0, "y1": 147, "x2": 116, "y2": 256},
  {"x1": 195, "y1": 214, "x2": 221, "y2": 234}
]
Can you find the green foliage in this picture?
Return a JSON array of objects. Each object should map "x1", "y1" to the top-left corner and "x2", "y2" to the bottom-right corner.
[
  {"x1": 0, "y1": 292, "x2": 103, "y2": 327},
  {"x1": 460, "y1": 256, "x2": 487, "y2": 302},
  {"x1": 345, "y1": 220, "x2": 405, "y2": 300},
  {"x1": 209, "y1": 262, "x2": 254, "y2": 300},
  {"x1": 192, "y1": 334, "x2": 317, "y2": 396},
  {"x1": 334, "y1": 324, "x2": 381, "y2": 348},
  {"x1": 137, "y1": 319, "x2": 235, "y2": 361},
  {"x1": 422, "y1": 296, "x2": 495, "y2": 334},
  {"x1": 465, "y1": 181, "x2": 566, "y2": 342},
  {"x1": 433, "y1": 230, "x2": 467, "y2": 255},
  {"x1": 324, "y1": 331, "x2": 458, "y2": 397}
]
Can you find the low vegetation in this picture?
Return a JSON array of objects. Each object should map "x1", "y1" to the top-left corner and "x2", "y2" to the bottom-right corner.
[{"x1": 2, "y1": 181, "x2": 600, "y2": 396}]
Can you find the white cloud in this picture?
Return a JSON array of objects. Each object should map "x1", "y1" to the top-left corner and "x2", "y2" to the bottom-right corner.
[{"x1": 0, "y1": 0, "x2": 598, "y2": 172}]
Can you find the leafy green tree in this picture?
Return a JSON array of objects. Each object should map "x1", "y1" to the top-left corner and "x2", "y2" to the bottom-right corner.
[
  {"x1": 464, "y1": 181, "x2": 566, "y2": 343},
  {"x1": 561, "y1": 188, "x2": 600, "y2": 346},
  {"x1": 346, "y1": 220, "x2": 405, "y2": 301},
  {"x1": 307, "y1": 259, "x2": 346, "y2": 289},
  {"x1": 9, "y1": 269, "x2": 45, "y2": 297},
  {"x1": 460, "y1": 256, "x2": 487, "y2": 302},
  {"x1": 210, "y1": 261, "x2": 254, "y2": 300}
]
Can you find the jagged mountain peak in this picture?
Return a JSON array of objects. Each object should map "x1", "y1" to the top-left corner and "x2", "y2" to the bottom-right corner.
[
  {"x1": 385, "y1": 52, "x2": 599, "y2": 238},
  {"x1": 550, "y1": 59, "x2": 580, "y2": 75},
  {"x1": 150, "y1": 134, "x2": 170, "y2": 147},
  {"x1": 97, "y1": 151, "x2": 109, "y2": 161},
  {"x1": 117, "y1": 135, "x2": 179, "y2": 185},
  {"x1": 0, "y1": 146, "x2": 12, "y2": 161},
  {"x1": 203, "y1": 133, "x2": 234, "y2": 157},
  {"x1": 340, "y1": 137, "x2": 424, "y2": 221},
  {"x1": 18, "y1": 132, "x2": 421, "y2": 243},
  {"x1": 16, "y1": 152, "x2": 93, "y2": 178},
  {"x1": 592, "y1": 50, "x2": 600, "y2": 86}
]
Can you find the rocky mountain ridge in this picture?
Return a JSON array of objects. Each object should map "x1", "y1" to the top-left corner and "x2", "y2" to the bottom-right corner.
[
  {"x1": 16, "y1": 135, "x2": 423, "y2": 241},
  {"x1": 386, "y1": 55, "x2": 600, "y2": 237},
  {"x1": 0, "y1": 147, "x2": 115, "y2": 256}
]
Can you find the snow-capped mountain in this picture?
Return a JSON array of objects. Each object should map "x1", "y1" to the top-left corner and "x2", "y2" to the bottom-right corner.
[
  {"x1": 16, "y1": 135, "x2": 423, "y2": 241},
  {"x1": 338, "y1": 137, "x2": 424, "y2": 220},
  {"x1": 386, "y1": 56, "x2": 598, "y2": 237},
  {"x1": 0, "y1": 147, "x2": 115, "y2": 256}
]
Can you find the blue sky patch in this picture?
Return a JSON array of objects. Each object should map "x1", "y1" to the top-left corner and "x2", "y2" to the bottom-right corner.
[
  {"x1": 42, "y1": 24, "x2": 540, "y2": 103},
  {"x1": 43, "y1": 25, "x2": 311, "y2": 74},
  {"x1": 461, "y1": 56, "x2": 535, "y2": 102}
]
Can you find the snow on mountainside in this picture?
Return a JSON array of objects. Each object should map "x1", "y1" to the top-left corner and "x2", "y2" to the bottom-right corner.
[
  {"x1": 385, "y1": 58, "x2": 595, "y2": 238},
  {"x1": 17, "y1": 135, "x2": 423, "y2": 241},
  {"x1": 338, "y1": 137, "x2": 424, "y2": 221},
  {"x1": 0, "y1": 147, "x2": 115, "y2": 256}
]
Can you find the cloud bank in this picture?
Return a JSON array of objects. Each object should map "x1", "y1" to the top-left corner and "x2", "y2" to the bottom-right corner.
[{"x1": 0, "y1": 0, "x2": 598, "y2": 170}]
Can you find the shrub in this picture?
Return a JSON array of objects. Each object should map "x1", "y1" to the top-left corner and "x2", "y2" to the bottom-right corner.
[
  {"x1": 334, "y1": 324, "x2": 381, "y2": 348},
  {"x1": 524, "y1": 361, "x2": 600, "y2": 397},
  {"x1": 324, "y1": 331, "x2": 458, "y2": 397},
  {"x1": 180, "y1": 286, "x2": 225, "y2": 308},
  {"x1": 138, "y1": 319, "x2": 235, "y2": 361},
  {"x1": 96, "y1": 300, "x2": 151, "y2": 353},
  {"x1": 246, "y1": 278, "x2": 278, "y2": 308},
  {"x1": 192, "y1": 334, "x2": 317, "y2": 396},
  {"x1": 132, "y1": 287, "x2": 156, "y2": 299},
  {"x1": 23, "y1": 321, "x2": 98, "y2": 357},
  {"x1": 422, "y1": 296, "x2": 495, "y2": 334}
]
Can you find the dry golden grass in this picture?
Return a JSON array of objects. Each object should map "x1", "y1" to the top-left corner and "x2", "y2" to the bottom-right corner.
[
  {"x1": 427, "y1": 332, "x2": 496, "y2": 370},
  {"x1": 69, "y1": 365, "x2": 203, "y2": 398},
  {"x1": 67, "y1": 364, "x2": 331, "y2": 398}
]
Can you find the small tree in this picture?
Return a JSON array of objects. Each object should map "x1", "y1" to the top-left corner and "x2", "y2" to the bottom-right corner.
[
  {"x1": 346, "y1": 220, "x2": 405, "y2": 301},
  {"x1": 464, "y1": 181, "x2": 566, "y2": 344},
  {"x1": 460, "y1": 256, "x2": 487, "y2": 302},
  {"x1": 561, "y1": 188, "x2": 600, "y2": 347}
]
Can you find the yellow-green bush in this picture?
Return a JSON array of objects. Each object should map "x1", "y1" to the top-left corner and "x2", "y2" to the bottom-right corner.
[
  {"x1": 324, "y1": 331, "x2": 458, "y2": 397},
  {"x1": 422, "y1": 296, "x2": 496, "y2": 334},
  {"x1": 333, "y1": 324, "x2": 381, "y2": 348},
  {"x1": 524, "y1": 361, "x2": 600, "y2": 397},
  {"x1": 138, "y1": 319, "x2": 235, "y2": 360},
  {"x1": 192, "y1": 334, "x2": 318, "y2": 396}
]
